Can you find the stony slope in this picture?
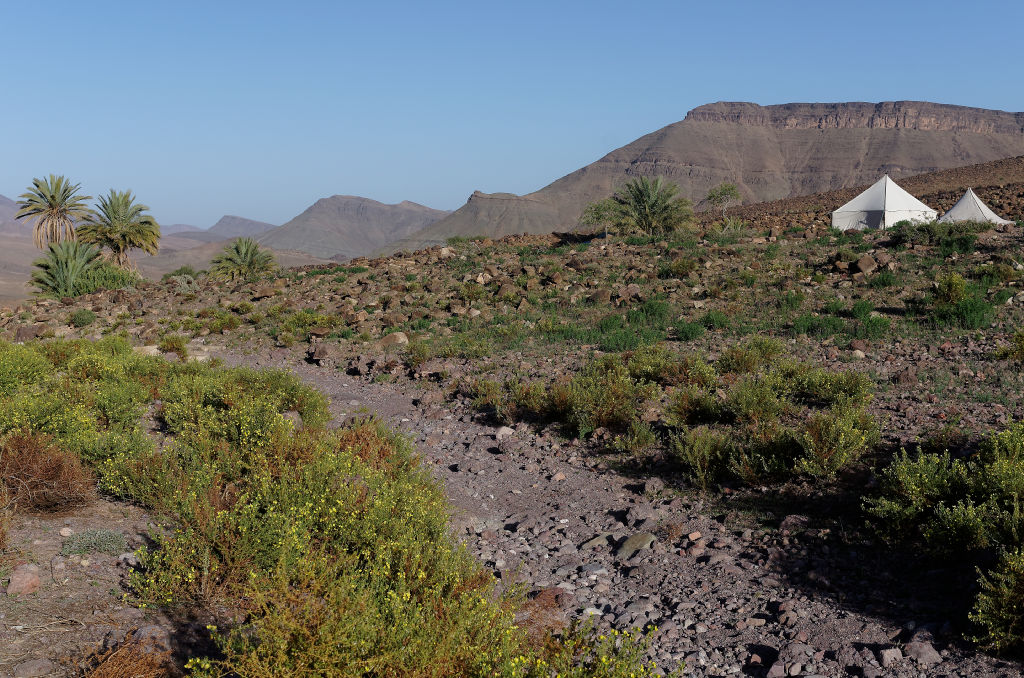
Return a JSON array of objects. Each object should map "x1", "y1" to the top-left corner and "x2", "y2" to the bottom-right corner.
[
  {"x1": 258, "y1": 195, "x2": 449, "y2": 260},
  {"x1": 392, "y1": 101, "x2": 1024, "y2": 250}
]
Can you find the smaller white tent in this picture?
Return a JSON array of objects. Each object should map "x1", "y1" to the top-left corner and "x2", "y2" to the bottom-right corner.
[
  {"x1": 938, "y1": 188, "x2": 1014, "y2": 225},
  {"x1": 831, "y1": 175, "x2": 937, "y2": 231}
]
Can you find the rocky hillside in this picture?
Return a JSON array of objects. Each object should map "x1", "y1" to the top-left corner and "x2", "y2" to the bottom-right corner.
[
  {"x1": 6, "y1": 164, "x2": 1024, "y2": 676},
  {"x1": 258, "y1": 195, "x2": 449, "y2": 260},
  {"x1": 711, "y1": 155, "x2": 1024, "y2": 233},
  {"x1": 392, "y1": 101, "x2": 1024, "y2": 250}
]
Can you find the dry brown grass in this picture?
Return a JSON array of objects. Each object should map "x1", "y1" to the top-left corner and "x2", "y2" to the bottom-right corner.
[
  {"x1": 0, "y1": 484, "x2": 12, "y2": 551},
  {"x1": 0, "y1": 431, "x2": 95, "y2": 512},
  {"x1": 84, "y1": 639, "x2": 174, "y2": 678},
  {"x1": 517, "y1": 587, "x2": 570, "y2": 643}
]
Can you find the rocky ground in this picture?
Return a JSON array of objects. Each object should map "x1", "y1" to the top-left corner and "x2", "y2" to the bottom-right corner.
[
  {"x1": 229, "y1": 346, "x2": 1022, "y2": 678},
  {"x1": 8, "y1": 337, "x2": 1024, "y2": 676},
  {"x1": 4, "y1": 163, "x2": 1024, "y2": 675}
]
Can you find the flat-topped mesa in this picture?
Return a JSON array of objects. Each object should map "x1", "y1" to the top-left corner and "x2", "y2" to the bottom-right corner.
[{"x1": 685, "y1": 101, "x2": 1024, "y2": 134}]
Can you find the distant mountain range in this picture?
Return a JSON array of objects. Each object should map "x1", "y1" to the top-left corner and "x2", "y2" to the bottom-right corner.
[
  {"x1": 5, "y1": 99, "x2": 1024, "y2": 291},
  {"x1": 257, "y1": 196, "x2": 449, "y2": 260},
  {"x1": 385, "y1": 100, "x2": 1024, "y2": 252}
]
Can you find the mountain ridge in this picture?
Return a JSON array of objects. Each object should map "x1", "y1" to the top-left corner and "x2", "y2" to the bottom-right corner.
[
  {"x1": 386, "y1": 100, "x2": 1024, "y2": 252},
  {"x1": 258, "y1": 195, "x2": 449, "y2": 260}
]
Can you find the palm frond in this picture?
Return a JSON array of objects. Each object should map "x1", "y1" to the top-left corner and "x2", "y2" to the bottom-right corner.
[{"x1": 16, "y1": 174, "x2": 93, "y2": 248}]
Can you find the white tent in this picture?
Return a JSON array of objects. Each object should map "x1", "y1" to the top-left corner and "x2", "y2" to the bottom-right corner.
[
  {"x1": 831, "y1": 175, "x2": 937, "y2": 231},
  {"x1": 938, "y1": 188, "x2": 1014, "y2": 225}
]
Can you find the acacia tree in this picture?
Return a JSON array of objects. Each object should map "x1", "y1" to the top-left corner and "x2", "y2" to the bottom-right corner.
[
  {"x1": 77, "y1": 189, "x2": 161, "y2": 268},
  {"x1": 705, "y1": 182, "x2": 741, "y2": 220},
  {"x1": 580, "y1": 176, "x2": 693, "y2": 237},
  {"x1": 15, "y1": 175, "x2": 93, "y2": 248}
]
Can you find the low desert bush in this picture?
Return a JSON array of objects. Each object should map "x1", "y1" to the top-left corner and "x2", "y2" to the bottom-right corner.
[
  {"x1": 70, "y1": 309, "x2": 97, "y2": 328},
  {"x1": 157, "y1": 334, "x2": 188, "y2": 360},
  {"x1": 891, "y1": 220, "x2": 985, "y2": 256},
  {"x1": 996, "y1": 330, "x2": 1024, "y2": 363},
  {"x1": 970, "y1": 548, "x2": 1024, "y2": 652},
  {"x1": 911, "y1": 273, "x2": 996, "y2": 330},
  {"x1": 672, "y1": 320, "x2": 705, "y2": 341},
  {"x1": 797, "y1": 406, "x2": 879, "y2": 477},
  {"x1": 61, "y1": 528, "x2": 128, "y2": 556},
  {"x1": 865, "y1": 422, "x2": 1024, "y2": 650}
]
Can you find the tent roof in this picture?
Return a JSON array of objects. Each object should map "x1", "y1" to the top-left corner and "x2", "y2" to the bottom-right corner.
[
  {"x1": 833, "y1": 175, "x2": 934, "y2": 214},
  {"x1": 938, "y1": 188, "x2": 1014, "y2": 225}
]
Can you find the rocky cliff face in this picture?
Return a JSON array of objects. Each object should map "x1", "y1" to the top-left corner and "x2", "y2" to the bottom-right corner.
[
  {"x1": 684, "y1": 101, "x2": 1024, "y2": 134},
  {"x1": 390, "y1": 101, "x2": 1024, "y2": 252}
]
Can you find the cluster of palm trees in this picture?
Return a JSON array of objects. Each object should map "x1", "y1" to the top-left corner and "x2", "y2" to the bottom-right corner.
[
  {"x1": 16, "y1": 174, "x2": 160, "y2": 269},
  {"x1": 16, "y1": 175, "x2": 278, "y2": 297}
]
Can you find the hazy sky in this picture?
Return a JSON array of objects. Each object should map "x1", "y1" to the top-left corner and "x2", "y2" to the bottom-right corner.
[{"x1": 2, "y1": 0, "x2": 1021, "y2": 227}]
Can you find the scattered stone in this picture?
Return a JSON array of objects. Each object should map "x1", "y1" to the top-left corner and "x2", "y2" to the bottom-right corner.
[
  {"x1": 879, "y1": 648, "x2": 902, "y2": 667},
  {"x1": 59, "y1": 527, "x2": 74, "y2": 538},
  {"x1": 12, "y1": 659, "x2": 56, "y2": 678},
  {"x1": 379, "y1": 332, "x2": 409, "y2": 347},
  {"x1": 616, "y1": 532, "x2": 656, "y2": 560},
  {"x1": 904, "y1": 641, "x2": 942, "y2": 666},
  {"x1": 6, "y1": 564, "x2": 41, "y2": 596}
]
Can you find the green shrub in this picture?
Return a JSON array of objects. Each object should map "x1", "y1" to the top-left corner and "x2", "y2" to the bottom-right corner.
[
  {"x1": 716, "y1": 336, "x2": 783, "y2": 374},
  {"x1": 70, "y1": 309, "x2": 97, "y2": 328},
  {"x1": 848, "y1": 315, "x2": 891, "y2": 340},
  {"x1": 658, "y1": 257, "x2": 697, "y2": 278},
  {"x1": 562, "y1": 358, "x2": 657, "y2": 437},
  {"x1": 673, "y1": 320, "x2": 705, "y2": 341},
  {"x1": 626, "y1": 299, "x2": 671, "y2": 328},
  {"x1": 700, "y1": 310, "x2": 730, "y2": 330},
  {"x1": 937, "y1": 273, "x2": 969, "y2": 305},
  {"x1": 868, "y1": 270, "x2": 898, "y2": 288},
  {"x1": 158, "y1": 334, "x2": 189, "y2": 360},
  {"x1": 669, "y1": 427, "x2": 731, "y2": 490},
  {"x1": 162, "y1": 265, "x2": 199, "y2": 280},
  {"x1": 791, "y1": 313, "x2": 844, "y2": 338},
  {"x1": 796, "y1": 406, "x2": 878, "y2": 477},
  {"x1": 996, "y1": 330, "x2": 1024, "y2": 362},
  {"x1": 778, "y1": 291, "x2": 804, "y2": 311},
  {"x1": 970, "y1": 548, "x2": 1024, "y2": 652},
  {"x1": 850, "y1": 299, "x2": 874, "y2": 320}
]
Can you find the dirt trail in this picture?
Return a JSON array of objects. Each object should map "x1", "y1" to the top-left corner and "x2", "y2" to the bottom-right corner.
[{"x1": 218, "y1": 348, "x2": 1024, "y2": 678}]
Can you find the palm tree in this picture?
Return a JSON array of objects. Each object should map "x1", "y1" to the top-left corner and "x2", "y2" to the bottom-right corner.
[
  {"x1": 614, "y1": 176, "x2": 693, "y2": 236},
  {"x1": 15, "y1": 175, "x2": 93, "y2": 248},
  {"x1": 210, "y1": 238, "x2": 276, "y2": 281},
  {"x1": 30, "y1": 241, "x2": 102, "y2": 297},
  {"x1": 77, "y1": 189, "x2": 161, "y2": 269}
]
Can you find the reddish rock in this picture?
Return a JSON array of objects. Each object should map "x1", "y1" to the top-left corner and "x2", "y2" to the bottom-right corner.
[{"x1": 6, "y1": 564, "x2": 41, "y2": 596}]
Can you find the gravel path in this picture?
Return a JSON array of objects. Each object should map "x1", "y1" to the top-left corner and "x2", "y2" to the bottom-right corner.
[{"x1": 218, "y1": 347, "x2": 1024, "y2": 678}]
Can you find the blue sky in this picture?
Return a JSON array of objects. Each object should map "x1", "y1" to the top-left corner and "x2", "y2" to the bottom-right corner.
[{"x1": 1, "y1": 0, "x2": 1021, "y2": 227}]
